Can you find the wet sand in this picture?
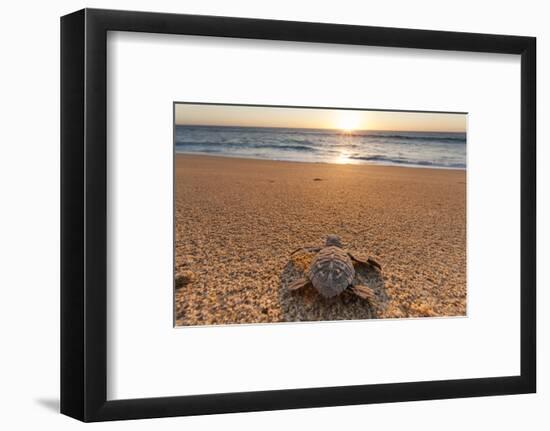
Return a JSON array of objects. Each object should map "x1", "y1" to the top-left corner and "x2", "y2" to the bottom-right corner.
[{"x1": 174, "y1": 154, "x2": 466, "y2": 326}]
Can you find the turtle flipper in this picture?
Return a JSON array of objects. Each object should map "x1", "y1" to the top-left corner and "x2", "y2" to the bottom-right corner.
[
  {"x1": 288, "y1": 277, "x2": 312, "y2": 291},
  {"x1": 349, "y1": 284, "x2": 376, "y2": 303},
  {"x1": 348, "y1": 252, "x2": 382, "y2": 271}
]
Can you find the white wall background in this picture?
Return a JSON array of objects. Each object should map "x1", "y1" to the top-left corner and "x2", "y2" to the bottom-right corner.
[{"x1": 0, "y1": 0, "x2": 547, "y2": 429}]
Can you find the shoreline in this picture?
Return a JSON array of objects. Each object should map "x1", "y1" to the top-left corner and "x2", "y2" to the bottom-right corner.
[
  {"x1": 175, "y1": 153, "x2": 466, "y2": 326},
  {"x1": 174, "y1": 151, "x2": 467, "y2": 171}
]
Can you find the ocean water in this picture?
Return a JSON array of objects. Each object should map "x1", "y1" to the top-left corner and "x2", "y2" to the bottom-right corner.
[{"x1": 175, "y1": 125, "x2": 466, "y2": 169}]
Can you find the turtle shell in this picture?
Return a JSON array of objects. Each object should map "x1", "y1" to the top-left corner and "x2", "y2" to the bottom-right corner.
[{"x1": 307, "y1": 246, "x2": 355, "y2": 298}]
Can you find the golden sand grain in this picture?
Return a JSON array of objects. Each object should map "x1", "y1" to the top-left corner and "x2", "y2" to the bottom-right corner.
[{"x1": 174, "y1": 154, "x2": 466, "y2": 326}]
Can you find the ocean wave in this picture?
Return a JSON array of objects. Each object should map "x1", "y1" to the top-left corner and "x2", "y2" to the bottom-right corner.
[
  {"x1": 177, "y1": 125, "x2": 341, "y2": 137},
  {"x1": 349, "y1": 155, "x2": 466, "y2": 169},
  {"x1": 355, "y1": 133, "x2": 466, "y2": 143},
  {"x1": 175, "y1": 126, "x2": 466, "y2": 169},
  {"x1": 176, "y1": 141, "x2": 319, "y2": 152},
  {"x1": 177, "y1": 126, "x2": 465, "y2": 142}
]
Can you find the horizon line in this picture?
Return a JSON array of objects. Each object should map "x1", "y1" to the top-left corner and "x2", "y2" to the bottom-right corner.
[{"x1": 174, "y1": 123, "x2": 467, "y2": 134}]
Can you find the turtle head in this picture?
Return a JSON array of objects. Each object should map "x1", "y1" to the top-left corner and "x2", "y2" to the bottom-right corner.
[{"x1": 325, "y1": 234, "x2": 342, "y2": 248}]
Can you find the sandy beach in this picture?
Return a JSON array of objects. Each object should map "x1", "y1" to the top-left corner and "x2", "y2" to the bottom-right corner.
[{"x1": 175, "y1": 154, "x2": 466, "y2": 326}]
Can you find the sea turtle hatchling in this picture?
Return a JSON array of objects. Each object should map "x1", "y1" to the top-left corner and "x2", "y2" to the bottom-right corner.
[{"x1": 288, "y1": 234, "x2": 381, "y2": 302}]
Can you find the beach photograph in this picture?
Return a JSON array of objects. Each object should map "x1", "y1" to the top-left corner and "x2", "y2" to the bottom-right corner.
[{"x1": 174, "y1": 103, "x2": 467, "y2": 326}]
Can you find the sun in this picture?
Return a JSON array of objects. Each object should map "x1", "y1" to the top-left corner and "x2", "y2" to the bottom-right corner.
[{"x1": 335, "y1": 111, "x2": 362, "y2": 133}]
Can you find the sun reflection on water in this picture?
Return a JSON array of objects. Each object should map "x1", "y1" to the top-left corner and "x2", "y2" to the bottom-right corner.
[{"x1": 332, "y1": 152, "x2": 362, "y2": 164}]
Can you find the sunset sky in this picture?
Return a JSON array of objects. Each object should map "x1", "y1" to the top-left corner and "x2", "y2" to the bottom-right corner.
[{"x1": 175, "y1": 103, "x2": 467, "y2": 133}]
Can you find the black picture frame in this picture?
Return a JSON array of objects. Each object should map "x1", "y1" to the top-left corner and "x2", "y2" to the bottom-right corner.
[{"x1": 61, "y1": 8, "x2": 536, "y2": 422}]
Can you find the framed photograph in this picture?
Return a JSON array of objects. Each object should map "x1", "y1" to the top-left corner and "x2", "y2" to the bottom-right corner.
[
  {"x1": 61, "y1": 8, "x2": 536, "y2": 422},
  {"x1": 173, "y1": 103, "x2": 468, "y2": 326}
]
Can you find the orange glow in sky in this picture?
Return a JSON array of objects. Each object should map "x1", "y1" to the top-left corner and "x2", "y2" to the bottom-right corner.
[{"x1": 175, "y1": 103, "x2": 466, "y2": 133}]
